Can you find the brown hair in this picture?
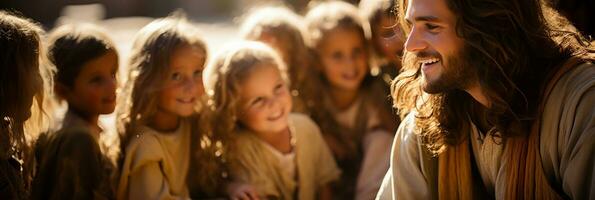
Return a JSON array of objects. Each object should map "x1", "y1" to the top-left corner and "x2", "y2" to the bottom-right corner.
[
  {"x1": 304, "y1": 0, "x2": 396, "y2": 142},
  {"x1": 391, "y1": 0, "x2": 594, "y2": 198},
  {"x1": 359, "y1": 0, "x2": 404, "y2": 69},
  {"x1": 115, "y1": 13, "x2": 219, "y2": 197},
  {"x1": 48, "y1": 23, "x2": 116, "y2": 89},
  {"x1": 0, "y1": 11, "x2": 54, "y2": 199},
  {"x1": 203, "y1": 41, "x2": 288, "y2": 138},
  {"x1": 304, "y1": 2, "x2": 397, "y2": 197},
  {"x1": 392, "y1": 0, "x2": 595, "y2": 154},
  {"x1": 203, "y1": 41, "x2": 288, "y2": 185},
  {"x1": 239, "y1": 6, "x2": 316, "y2": 113}
]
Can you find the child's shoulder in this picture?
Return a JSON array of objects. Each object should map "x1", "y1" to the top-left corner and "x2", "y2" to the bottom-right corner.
[
  {"x1": 289, "y1": 113, "x2": 319, "y2": 131},
  {"x1": 289, "y1": 113, "x2": 325, "y2": 141},
  {"x1": 124, "y1": 127, "x2": 165, "y2": 161},
  {"x1": 49, "y1": 127, "x2": 100, "y2": 151}
]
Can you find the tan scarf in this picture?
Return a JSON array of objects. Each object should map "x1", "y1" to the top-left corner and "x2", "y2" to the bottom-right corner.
[{"x1": 438, "y1": 58, "x2": 583, "y2": 200}]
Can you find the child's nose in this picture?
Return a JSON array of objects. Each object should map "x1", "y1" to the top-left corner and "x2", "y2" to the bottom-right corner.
[
  {"x1": 182, "y1": 77, "x2": 197, "y2": 91},
  {"x1": 107, "y1": 77, "x2": 117, "y2": 91}
]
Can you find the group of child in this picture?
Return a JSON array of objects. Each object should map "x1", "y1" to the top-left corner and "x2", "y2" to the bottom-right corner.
[{"x1": 0, "y1": 0, "x2": 405, "y2": 199}]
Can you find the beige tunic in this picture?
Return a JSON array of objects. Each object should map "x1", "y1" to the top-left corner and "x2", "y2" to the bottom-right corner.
[
  {"x1": 117, "y1": 120, "x2": 191, "y2": 200},
  {"x1": 334, "y1": 98, "x2": 394, "y2": 200},
  {"x1": 232, "y1": 113, "x2": 341, "y2": 200},
  {"x1": 376, "y1": 62, "x2": 595, "y2": 199}
]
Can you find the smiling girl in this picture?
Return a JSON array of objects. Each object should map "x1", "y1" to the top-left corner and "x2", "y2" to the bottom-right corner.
[
  {"x1": 116, "y1": 14, "x2": 208, "y2": 200},
  {"x1": 305, "y1": 2, "x2": 397, "y2": 199},
  {"x1": 204, "y1": 41, "x2": 340, "y2": 200}
]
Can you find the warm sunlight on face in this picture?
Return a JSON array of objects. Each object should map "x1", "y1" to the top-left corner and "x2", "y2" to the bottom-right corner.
[
  {"x1": 238, "y1": 64, "x2": 292, "y2": 135},
  {"x1": 319, "y1": 27, "x2": 368, "y2": 93},
  {"x1": 158, "y1": 44, "x2": 206, "y2": 117},
  {"x1": 64, "y1": 50, "x2": 119, "y2": 115},
  {"x1": 404, "y1": 0, "x2": 469, "y2": 93}
]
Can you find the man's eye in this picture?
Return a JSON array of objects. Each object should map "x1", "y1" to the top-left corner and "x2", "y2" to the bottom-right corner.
[{"x1": 425, "y1": 23, "x2": 439, "y2": 30}]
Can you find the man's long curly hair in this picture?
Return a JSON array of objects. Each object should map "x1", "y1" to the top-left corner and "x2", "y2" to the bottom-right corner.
[{"x1": 391, "y1": 0, "x2": 595, "y2": 154}]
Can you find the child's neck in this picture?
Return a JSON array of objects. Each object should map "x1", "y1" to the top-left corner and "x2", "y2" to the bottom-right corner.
[
  {"x1": 259, "y1": 127, "x2": 292, "y2": 154},
  {"x1": 329, "y1": 87, "x2": 359, "y2": 111},
  {"x1": 68, "y1": 107, "x2": 99, "y2": 125},
  {"x1": 150, "y1": 110, "x2": 180, "y2": 133},
  {"x1": 67, "y1": 107, "x2": 100, "y2": 138}
]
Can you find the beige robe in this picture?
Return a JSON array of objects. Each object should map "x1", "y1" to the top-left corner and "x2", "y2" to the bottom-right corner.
[
  {"x1": 117, "y1": 120, "x2": 191, "y2": 200},
  {"x1": 376, "y1": 62, "x2": 595, "y2": 199},
  {"x1": 232, "y1": 113, "x2": 341, "y2": 200},
  {"x1": 334, "y1": 98, "x2": 394, "y2": 200}
]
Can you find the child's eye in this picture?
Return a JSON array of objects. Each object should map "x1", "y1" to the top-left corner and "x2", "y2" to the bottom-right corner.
[
  {"x1": 89, "y1": 76, "x2": 102, "y2": 84},
  {"x1": 380, "y1": 28, "x2": 397, "y2": 39},
  {"x1": 353, "y1": 47, "x2": 363, "y2": 58},
  {"x1": 332, "y1": 52, "x2": 343, "y2": 60},
  {"x1": 193, "y1": 70, "x2": 202, "y2": 79},
  {"x1": 274, "y1": 83, "x2": 285, "y2": 94},
  {"x1": 171, "y1": 72, "x2": 181, "y2": 81},
  {"x1": 250, "y1": 97, "x2": 265, "y2": 108}
]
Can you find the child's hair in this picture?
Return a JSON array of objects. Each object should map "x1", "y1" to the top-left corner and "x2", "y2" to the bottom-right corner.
[
  {"x1": 0, "y1": 10, "x2": 54, "y2": 198},
  {"x1": 47, "y1": 23, "x2": 117, "y2": 93},
  {"x1": 359, "y1": 0, "x2": 395, "y2": 26},
  {"x1": 117, "y1": 13, "x2": 207, "y2": 148},
  {"x1": 304, "y1": 1, "x2": 371, "y2": 49},
  {"x1": 203, "y1": 41, "x2": 287, "y2": 175},
  {"x1": 303, "y1": 0, "x2": 397, "y2": 157},
  {"x1": 115, "y1": 13, "x2": 221, "y2": 197},
  {"x1": 359, "y1": 0, "x2": 401, "y2": 64},
  {"x1": 239, "y1": 6, "x2": 313, "y2": 103},
  {"x1": 204, "y1": 41, "x2": 288, "y2": 136}
]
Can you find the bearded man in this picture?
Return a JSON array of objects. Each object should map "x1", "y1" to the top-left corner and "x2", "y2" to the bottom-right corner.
[{"x1": 376, "y1": 0, "x2": 595, "y2": 199}]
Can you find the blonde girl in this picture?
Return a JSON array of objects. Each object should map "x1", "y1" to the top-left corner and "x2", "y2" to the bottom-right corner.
[
  {"x1": 31, "y1": 23, "x2": 119, "y2": 200},
  {"x1": 305, "y1": 1, "x2": 398, "y2": 199},
  {"x1": 0, "y1": 11, "x2": 53, "y2": 199},
  {"x1": 239, "y1": 6, "x2": 317, "y2": 114},
  {"x1": 116, "y1": 14, "x2": 210, "y2": 199},
  {"x1": 204, "y1": 41, "x2": 340, "y2": 200}
]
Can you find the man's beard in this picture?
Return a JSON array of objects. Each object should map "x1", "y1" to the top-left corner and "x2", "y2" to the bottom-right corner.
[{"x1": 406, "y1": 45, "x2": 478, "y2": 94}]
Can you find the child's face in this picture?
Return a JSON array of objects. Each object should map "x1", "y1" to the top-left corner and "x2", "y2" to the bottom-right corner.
[
  {"x1": 258, "y1": 31, "x2": 290, "y2": 66},
  {"x1": 158, "y1": 45, "x2": 206, "y2": 117},
  {"x1": 64, "y1": 50, "x2": 118, "y2": 115},
  {"x1": 372, "y1": 14, "x2": 405, "y2": 64},
  {"x1": 319, "y1": 28, "x2": 368, "y2": 92},
  {"x1": 238, "y1": 64, "x2": 292, "y2": 135}
]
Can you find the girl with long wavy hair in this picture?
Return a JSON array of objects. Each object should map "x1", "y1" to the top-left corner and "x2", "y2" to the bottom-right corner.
[
  {"x1": 0, "y1": 11, "x2": 54, "y2": 200},
  {"x1": 239, "y1": 6, "x2": 318, "y2": 114},
  {"x1": 115, "y1": 14, "x2": 219, "y2": 199},
  {"x1": 305, "y1": 1, "x2": 398, "y2": 199},
  {"x1": 204, "y1": 41, "x2": 340, "y2": 200}
]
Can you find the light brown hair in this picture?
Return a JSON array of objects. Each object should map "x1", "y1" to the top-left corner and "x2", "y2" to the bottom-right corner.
[
  {"x1": 0, "y1": 10, "x2": 54, "y2": 199},
  {"x1": 239, "y1": 6, "x2": 316, "y2": 113}
]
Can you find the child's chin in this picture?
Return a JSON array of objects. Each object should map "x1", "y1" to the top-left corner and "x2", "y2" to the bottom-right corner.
[{"x1": 99, "y1": 108, "x2": 115, "y2": 115}]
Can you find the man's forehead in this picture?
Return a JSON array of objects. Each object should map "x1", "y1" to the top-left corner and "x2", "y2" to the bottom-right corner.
[{"x1": 405, "y1": 0, "x2": 453, "y2": 23}]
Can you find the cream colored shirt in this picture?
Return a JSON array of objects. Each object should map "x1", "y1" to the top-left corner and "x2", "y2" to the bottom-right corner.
[
  {"x1": 334, "y1": 98, "x2": 394, "y2": 200},
  {"x1": 117, "y1": 120, "x2": 191, "y2": 200},
  {"x1": 261, "y1": 140, "x2": 297, "y2": 182},
  {"x1": 232, "y1": 113, "x2": 341, "y2": 200},
  {"x1": 376, "y1": 62, "x2": 595, "y2": 199}
]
